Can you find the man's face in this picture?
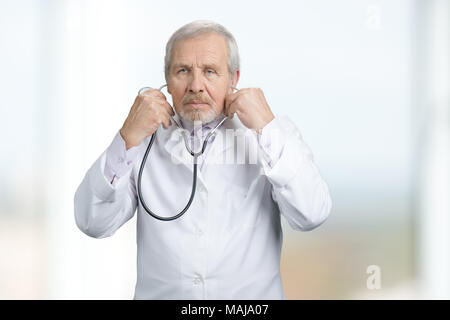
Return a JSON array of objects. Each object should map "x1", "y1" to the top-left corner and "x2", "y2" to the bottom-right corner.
[{"x1": 167, "y1": 32, "x2": 239, "y2": 124}]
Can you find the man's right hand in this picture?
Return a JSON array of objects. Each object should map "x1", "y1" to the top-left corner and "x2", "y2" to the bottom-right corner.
[{"x1": 120, "y1": 88, "x2": 175, "y2": 150}]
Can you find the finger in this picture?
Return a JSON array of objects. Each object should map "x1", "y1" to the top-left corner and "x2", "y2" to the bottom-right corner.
[
  {"x1": 154, "y1": 91, "x2": 167, "y2": 100},
  {"x1": 148, "y1": 98, "x2": 171, "y2": 114},
  {"x1": 226, "y1": 89, "x2": 244, "y2": 107},
  {"x1": 141, "y1": 88, "x2": 167, "y2": 101},
  {"x1": 139, "y1": 87, "x2": 157, "y2": 97},
  {"x1": 227, "y1": 102, "x2": 237, "y2": 118},
  {"x1": 161, "y1": 113, "x2": 172, "y2": 129},
  {"x1": 155, "y1": 101, "x2": 175, "y2": 119},
  {"x1": 224, "y1": 90, "x2": 242, "y2": 116},
  {"x1": 152, "y1": 97, "x2": 170, "y2": 108},
  {"x1": 224, "y1": 92, "x2": 236, "y2": 113},
  {"x1": 138, "y1": 87, "x2": 152, "y2": 96},
  {"x1": 163, "y1": 101, "x2": 175, "y2": 116},
  {"x1": 225, "y1": 96, "x2": 240, "y2": 117},
  {"x1": 158, "y1": 107, "x2": 173, "y2": 128}
]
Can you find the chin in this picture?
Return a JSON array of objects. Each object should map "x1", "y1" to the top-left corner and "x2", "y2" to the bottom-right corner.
[{"x1": 179, "y1": 108, "x2": 219, "y2": 124}]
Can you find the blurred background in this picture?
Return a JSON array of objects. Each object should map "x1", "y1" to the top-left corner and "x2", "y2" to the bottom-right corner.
[{"x1": 0, "y1": 0, "x2": 449, "y2": 299}]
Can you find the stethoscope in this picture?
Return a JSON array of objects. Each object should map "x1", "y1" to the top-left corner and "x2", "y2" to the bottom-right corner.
[{"x1": 137, "y1": 84, "x2": 239, "y2": 221}]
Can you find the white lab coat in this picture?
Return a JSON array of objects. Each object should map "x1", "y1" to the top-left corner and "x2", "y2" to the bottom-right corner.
[{"x1": 74, "y1": 114, "x2": 332, "y2": 299}]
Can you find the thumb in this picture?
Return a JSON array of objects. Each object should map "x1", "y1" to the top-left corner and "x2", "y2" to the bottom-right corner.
[{"x1": 224, "y1": 91, "x2": 238, "y2": 116}]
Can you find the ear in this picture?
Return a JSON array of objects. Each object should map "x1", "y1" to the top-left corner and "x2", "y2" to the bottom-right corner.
[
  {"x1": 232, "y1": 70, "x2": 240, "y2": 87},
  {"x1": 166, "y1": 78, "x2": 171, "y2": 94},
  {"x1": 165, "y1": 74, "x2": 172, "y2": 94}
]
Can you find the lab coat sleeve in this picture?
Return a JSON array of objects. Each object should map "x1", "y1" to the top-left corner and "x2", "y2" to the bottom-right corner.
[
  {"x1": 74, "y1": 134, "x2": 139, "y2": 239},
  {"x1": 257, "y1": 116, "x2": 332, "y2": 231},
  {"x1": 104, "y1": 131, "x2": 140, "y2": 183}
]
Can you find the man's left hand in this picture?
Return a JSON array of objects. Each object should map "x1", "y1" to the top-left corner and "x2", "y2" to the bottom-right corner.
[{"x1": 224, "y1": 88, "x2": 275, "y2": 134}]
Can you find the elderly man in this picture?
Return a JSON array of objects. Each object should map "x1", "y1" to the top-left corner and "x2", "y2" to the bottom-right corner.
[{"x1": 74, "y1": 20, "x2": 332, "y2": 299}]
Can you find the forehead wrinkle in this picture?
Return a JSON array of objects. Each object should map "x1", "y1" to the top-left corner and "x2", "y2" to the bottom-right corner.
[
  {"x1": 172, "y1": 37, "x2": 228, "y2": 70},
  {"x1": 174, "y1": 51, "x2": 222, "y2": 68}
]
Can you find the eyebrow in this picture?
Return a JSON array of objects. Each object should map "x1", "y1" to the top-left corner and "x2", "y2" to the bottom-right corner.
[{"x1": 172, "y1": 63, "x2": 222, "y2": 70}]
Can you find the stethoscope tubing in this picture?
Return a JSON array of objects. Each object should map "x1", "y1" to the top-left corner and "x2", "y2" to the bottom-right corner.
[{"x1": 137, "y1": 84, "x2": 238, "y2": 221}]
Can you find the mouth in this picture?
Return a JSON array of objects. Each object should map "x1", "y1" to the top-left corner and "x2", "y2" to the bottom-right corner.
[{"x1": 185, "y1": 101, "x2": 210, "y2": 108}]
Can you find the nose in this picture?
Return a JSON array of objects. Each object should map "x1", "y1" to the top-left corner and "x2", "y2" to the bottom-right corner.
[{"x1": 188, "y1": 69, "x2": 205, "y2": 93}]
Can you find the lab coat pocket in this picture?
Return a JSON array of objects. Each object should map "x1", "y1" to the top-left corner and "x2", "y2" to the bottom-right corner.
[{"x1": 224, "y1": 177, "x2": 265, "y2": 234}]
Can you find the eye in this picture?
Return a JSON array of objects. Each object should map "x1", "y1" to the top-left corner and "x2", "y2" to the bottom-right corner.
[
  {"x1": 206, "y1": 69, "x2": 215, "y2": 75},
  {"x1": 178, "y1": 68, "x2": 187, "y2": 73}
]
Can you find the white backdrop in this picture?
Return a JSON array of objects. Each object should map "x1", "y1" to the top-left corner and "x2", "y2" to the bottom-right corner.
[{"x1": 2, "y1": 0, "x2": 447, "y2": 299}]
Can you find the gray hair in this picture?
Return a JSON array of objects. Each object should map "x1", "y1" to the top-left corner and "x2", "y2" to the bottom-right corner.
[{"x1": 164, "y1": 20, "x2": 240, "y2": 79}]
